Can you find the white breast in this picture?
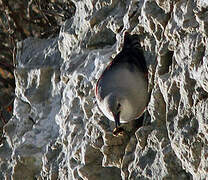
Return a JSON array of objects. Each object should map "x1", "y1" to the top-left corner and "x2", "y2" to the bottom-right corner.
[{"x1": 96, "y1": 62, "x2": 148, "y2": 123}]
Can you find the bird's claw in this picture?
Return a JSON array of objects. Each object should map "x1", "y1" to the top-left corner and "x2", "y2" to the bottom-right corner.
[{"x1": 113, "y1": 127, "x2": 124, "y2": 136}]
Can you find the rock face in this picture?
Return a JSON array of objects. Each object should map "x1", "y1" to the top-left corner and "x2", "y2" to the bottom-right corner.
[{"x1": 1, "y1": 0, "x2": 208, "y2": 179}]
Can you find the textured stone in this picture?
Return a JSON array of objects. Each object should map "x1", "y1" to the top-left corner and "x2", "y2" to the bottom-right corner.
[{"x1": 1, "y1": 0, "x2": 208, "y2": 179}]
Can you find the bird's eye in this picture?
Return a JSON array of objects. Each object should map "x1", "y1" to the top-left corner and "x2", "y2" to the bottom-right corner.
[{"x1": 117, "y1": 103, "x2": 121, "y2": 110}]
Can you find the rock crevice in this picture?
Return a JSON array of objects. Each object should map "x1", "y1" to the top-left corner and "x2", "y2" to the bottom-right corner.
[{"x1": 1, "y1": 0, "x2": 208, "y2": 179}]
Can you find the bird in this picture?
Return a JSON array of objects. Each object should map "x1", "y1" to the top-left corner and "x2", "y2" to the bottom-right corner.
[{"x1": 95, "y1": 32, "x2": 149, "y2": 136}]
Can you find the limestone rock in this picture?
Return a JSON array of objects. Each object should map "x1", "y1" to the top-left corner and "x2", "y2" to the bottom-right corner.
[{"x1": 1, "y1": 0, "x2": 208, "y2": 179}]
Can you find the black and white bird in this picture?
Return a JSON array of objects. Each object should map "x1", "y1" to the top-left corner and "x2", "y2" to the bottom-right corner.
[{"x1": 95, "y1": 32, "x2": 149, "y2": 136}]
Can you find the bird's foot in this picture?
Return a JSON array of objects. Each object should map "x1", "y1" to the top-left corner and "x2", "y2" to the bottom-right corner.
[{"x1": 113, "y1": 127, "x2": 124, "y2": 136}]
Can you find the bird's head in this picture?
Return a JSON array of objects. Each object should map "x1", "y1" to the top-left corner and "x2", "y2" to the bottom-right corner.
[
  {"x1": 106, "y1": 94, "x2": 121, "y2": 115},
  {"x1": 105, "y1": 94, "x2": 122, "y2": 127}
]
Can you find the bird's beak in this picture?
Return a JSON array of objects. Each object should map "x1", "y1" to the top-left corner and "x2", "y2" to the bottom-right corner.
[
  {"x1": 114, "y1": 112, "x2": 120, "y2": 128},
  {"x1": 113, "y1": 112, "x2": 124, "y2": 136}
]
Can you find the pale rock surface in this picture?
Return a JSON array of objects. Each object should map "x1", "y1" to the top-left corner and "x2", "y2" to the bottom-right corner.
[{"x1": 1, "y1": 0, "x2": 208, "y2": 179}]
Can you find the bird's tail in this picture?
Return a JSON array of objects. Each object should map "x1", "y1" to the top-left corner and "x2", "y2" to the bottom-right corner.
[
  {"x1": 123, "y1": 32, "x2": 141, "y2": 50},
  {"x1": 122, "y1": 32, "x2": 148, "y2": 74}
]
